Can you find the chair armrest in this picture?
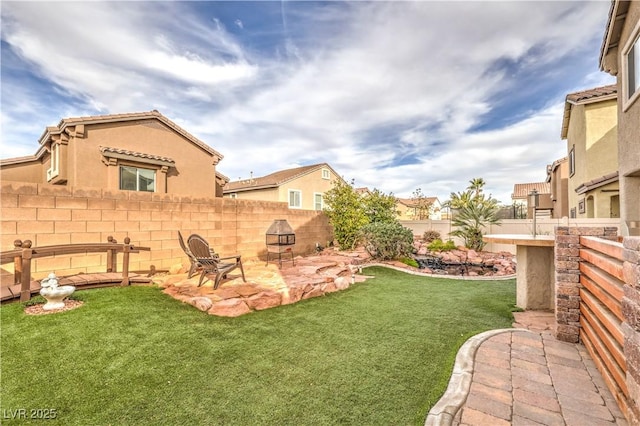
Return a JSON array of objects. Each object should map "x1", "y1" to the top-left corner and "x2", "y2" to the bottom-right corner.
[{"x1": 218, "y1": 254, "x2": 242, "y2": 261}]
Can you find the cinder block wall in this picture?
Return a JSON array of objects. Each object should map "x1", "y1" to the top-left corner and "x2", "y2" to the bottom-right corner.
[{"x1": 0, "y1": 181, "x2": 333, "y2": 278}]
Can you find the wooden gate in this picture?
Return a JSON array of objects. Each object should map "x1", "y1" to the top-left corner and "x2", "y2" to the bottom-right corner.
[{"x1": 579, "y1": 235, "x2": 628, "y2": 412}]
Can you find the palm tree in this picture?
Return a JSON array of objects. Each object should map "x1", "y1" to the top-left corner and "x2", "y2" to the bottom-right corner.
[
  {"x1": 450, "y1": 199, "x2": 501, "y2": 251},
  {"x1": 468, "y1": 178, "x2": 486, "y2": 198}
]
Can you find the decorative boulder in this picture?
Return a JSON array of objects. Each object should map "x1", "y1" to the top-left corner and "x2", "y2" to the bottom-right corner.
[{"x1": 208, "y1": 298, "x2": 251, "y2": 317}]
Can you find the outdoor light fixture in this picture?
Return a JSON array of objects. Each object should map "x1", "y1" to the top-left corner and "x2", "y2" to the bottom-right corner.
[{"x1": 529, "y1": 189, "x2": 539, "y2": 237}]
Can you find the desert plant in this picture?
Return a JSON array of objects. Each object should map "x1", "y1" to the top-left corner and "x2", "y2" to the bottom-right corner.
[
  {"x1": 450, "y1": 200, "x2": 501, "y2": 251},
  {"x1": 422, "y1": 229, "x2": 441, "y2": 243},
  {"x1": 359, "y1": 222, "x2": 414, "y2": 260},
  {"x1": 427, "y1": 239, "x2": 457, "y2": 252},
  {"x1": 399, "y1": 257, "x2": 419, "y2": 268}
]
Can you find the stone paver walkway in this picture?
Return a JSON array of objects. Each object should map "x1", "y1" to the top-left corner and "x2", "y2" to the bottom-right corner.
[{"x1": 427, "y1": 312, "x2": 627, "y2": 426}]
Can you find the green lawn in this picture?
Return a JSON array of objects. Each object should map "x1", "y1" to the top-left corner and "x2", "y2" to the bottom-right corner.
[{"x1": 1, "y1": 266, "x2": 515, "y2": 425}]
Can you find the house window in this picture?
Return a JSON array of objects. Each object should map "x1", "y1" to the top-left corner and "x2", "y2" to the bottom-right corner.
[
  {"x1": 578, "y1": 199, "x2": 585, "y2": 214},
  {"x1": 120, "y1": 166, "x2": 155, "y2": 192},
  {"x1": 569, "y1": 145, "x2": 575, "y2": 177},
  {"x1": 623, "y1": 20, "x2": 640, "y2": 109},
  {"x1": 47, "y1": 143, "x2": 60, "y2": 181},
  {"x1": 321, "y1": 169, "x2": 330, "y2": 180},
  {"x1": 289, "y1": 190, "x2": 301, "y2": 208},
  {"x1": 314, "y1": 193, "x2": 323, "y2": 211},
  {"x1": 570, "y1": 207, "x2": 576, "y2": 219}
]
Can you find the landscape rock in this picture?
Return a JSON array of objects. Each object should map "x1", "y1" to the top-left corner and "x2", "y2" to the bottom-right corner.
[
  {"x1": 281, "y1": 287, "x2": 304, "y2": 305},
  {"x1": 187, "y1": 296, "x2": 213, "y2": 312},
  {"x1": 208, "y1": 298, "x2": 251, "y2": 317},
  {"x1": 246, "y1": 291, "x2": 282, "y2": 311},
  {"x1": 302, "y1": 287, "x2": 324, "y2": 300},
  {"x1": 334, "y1": 276, "x2": 351, "y2": 290}
]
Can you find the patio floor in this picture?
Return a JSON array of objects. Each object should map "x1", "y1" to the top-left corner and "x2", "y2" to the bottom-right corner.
[{"x1": 153, "y1": 248, "x2": 373, "y2": 317}]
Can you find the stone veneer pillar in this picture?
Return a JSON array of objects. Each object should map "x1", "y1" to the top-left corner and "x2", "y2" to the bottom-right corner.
[
  {"x1": 622, "y1": 236, "x2": 640, "y2": 422},
  {"x1": 554, "y1": 226, "x2": 618, "y2": 343}
]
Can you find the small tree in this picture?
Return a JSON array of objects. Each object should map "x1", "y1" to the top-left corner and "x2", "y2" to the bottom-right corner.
[
  {"x1": 323, "y1": 179, "x2": 368, "y2": 250},
  {"x1": 447, "y1": 178, "x2": 501, "y2": 251},
  {"x1": 362, "y1": 189, "x2": 399, "y2": 224},
  {"x1": 409, "y1": 188, "x2": 433, "y2": 220},
  {"x1": 450, "y1": 200, "x2": 501, "y2": 251}
]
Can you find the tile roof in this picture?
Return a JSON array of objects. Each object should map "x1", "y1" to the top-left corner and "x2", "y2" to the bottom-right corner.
[
  {"x1": 565, "y1": 85, "x2": 617, "y2": 104},
  {"x1": 561, "y1": 84, "x2": 617, "y2": 139},
  {"x1": 512, "y1": 182, "x2": 550, "y2": 200},
  {"x1": 575, "y1": 171, "x2": 619, "y2": 195},
  {"x1": 39, "y1": 110, "x2": 223, "y2": 161},
  {"x1": 396, "y1": 197, "x2": 439, "y2": 207},
  {"x1": 600, "y1": 0, "x2": 629, "y2": 73},
  {"x1": 99, "y1": 146, "x2": 176, "y2": 165},
  {"x1": 223, "y1": 163, "x2": 337, "y2": 192}
]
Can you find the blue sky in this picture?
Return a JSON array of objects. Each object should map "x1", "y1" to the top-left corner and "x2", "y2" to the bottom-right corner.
[{"x1": 1, "y1": 1, "x2": 615, "y2": 204}]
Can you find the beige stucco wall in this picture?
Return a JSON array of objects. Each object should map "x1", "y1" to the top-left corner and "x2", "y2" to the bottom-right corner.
[
  {"x1": 230, "y1": 187, "x2": 280, "y2": 202},
  {"x1": 68, "y1": 120, "x2": 218, "y2": 197},
  {"x1": 617, "y1": 1, "x2": 640, "y2": 235},
  {"x1": 549, "y1": 160, "x2": 569, "y2": 218},
  {"x1": 1, "y1": 119, "x2": 222, "y2": 198},
  {"x1": 0, "y1": 160, "x2": 44, "y2": 183},
  {"x1": 277, "y1": 167, "x2": 338, "y2": 210},
  {"x1": 397, "y1": 200, "x2": 442, "y2": 220},
  {"x1": 566, "y1": 99, "x2": 618, "y2": 218},
  {"x1": 227, "y1": 166, "x2": 341, "y2": 211}
]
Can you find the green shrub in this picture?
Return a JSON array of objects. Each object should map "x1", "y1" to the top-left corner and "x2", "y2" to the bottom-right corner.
[
  {"x1": 427, "y1": 239, "x2": 457, "y2": 252},
  {"x1": 359, "y1": 222, "x2": 414, "y2": 260},
  {"x1": 399, "y1": 257, "x2": 419, "y2": 268},
  {"x1": 422, "y1": 230, "x2": 441, "y2": 243}
]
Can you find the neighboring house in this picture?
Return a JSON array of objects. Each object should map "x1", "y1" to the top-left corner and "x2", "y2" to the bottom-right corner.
[
  {"x1": 512, "y1": 182, "x2": 552, "y2": 218},
  {"x1": 222, "y1": 163, "x2": 344, "y2": 211},
  {"x1": 355, "y1": 187, "x2": 371, "y2": 196},
  {"x1": 396, "y1": 197, "x2": 442, "y2": 220},
  {"x1": 546, "y1": 157, "x2": 570, "y2": 219},
  {"x1": 600, "y1": 0, "x2": 640, "y2": 235},
  {"x1": 0, "y1": 110, "x2": 228, "y2": 197},
  {"x1": 561, "y1": 85, "x2": 619, "y2": 219}
]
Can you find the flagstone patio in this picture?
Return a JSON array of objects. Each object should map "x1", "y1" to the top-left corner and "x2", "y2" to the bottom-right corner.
[{"x1": 153, "y1": 248, "x2": 374, "y2": 317}]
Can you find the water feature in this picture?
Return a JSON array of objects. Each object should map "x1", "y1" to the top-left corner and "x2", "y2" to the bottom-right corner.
[
  {"x1": 414, "y1": 255, "x2": 496, "y2": 276},
  {"x1": 40, "y1": 273, "x2": 76, "y2": 310}
]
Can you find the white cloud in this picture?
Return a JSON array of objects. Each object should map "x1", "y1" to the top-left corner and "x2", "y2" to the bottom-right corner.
[{"x1": 1, "y1": 1, "x2": 615, "y2": 205}]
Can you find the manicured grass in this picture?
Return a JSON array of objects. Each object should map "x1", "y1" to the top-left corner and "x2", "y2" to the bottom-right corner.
[{"x1": 1, "y1": 267, "x2": 515, "y2": 425}]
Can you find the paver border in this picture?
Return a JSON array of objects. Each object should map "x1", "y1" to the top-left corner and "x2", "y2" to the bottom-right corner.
[{"x1": 424, "y1": 328, "x2": 531, "y2": 426}]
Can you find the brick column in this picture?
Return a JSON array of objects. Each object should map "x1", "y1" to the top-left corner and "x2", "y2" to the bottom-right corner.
[
  {"x1": 554, "y1": 226, "x2": 618, "y2": 343},
  {"x1": 555, "y1": 226, "x2": 581, "y2": 343},
  {"x1": 622, "y1": 237, "x2": 640, "y2": 423}
]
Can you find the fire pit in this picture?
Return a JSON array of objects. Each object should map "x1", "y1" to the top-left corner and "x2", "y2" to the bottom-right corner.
[{"x1": 266, "y1": 219, "x2": 295, "y2": 268}]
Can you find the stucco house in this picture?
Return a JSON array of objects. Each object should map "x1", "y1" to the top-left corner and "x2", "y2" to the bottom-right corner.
[
  {"x1": 600, "y1": 0, "x2": 640, "y2": 235},
  {"x1": 511, "y1": 182, "x2": 552, "y2": 218},
  {"x1": 396, "y1": 197, "x2": 442, "y2": 220},
  {"x1": 561, "y1": 85, "x2": 619, "y2": 219},
  {"x1": 223, "y1": 163, "x2": 344, "y2": 211},
  {"x1": 545, "y1": 157, "x2": 570, "y2": 219},
  {"x1": 0, "y1": 110, "x2": 229, "y2": 197}
]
